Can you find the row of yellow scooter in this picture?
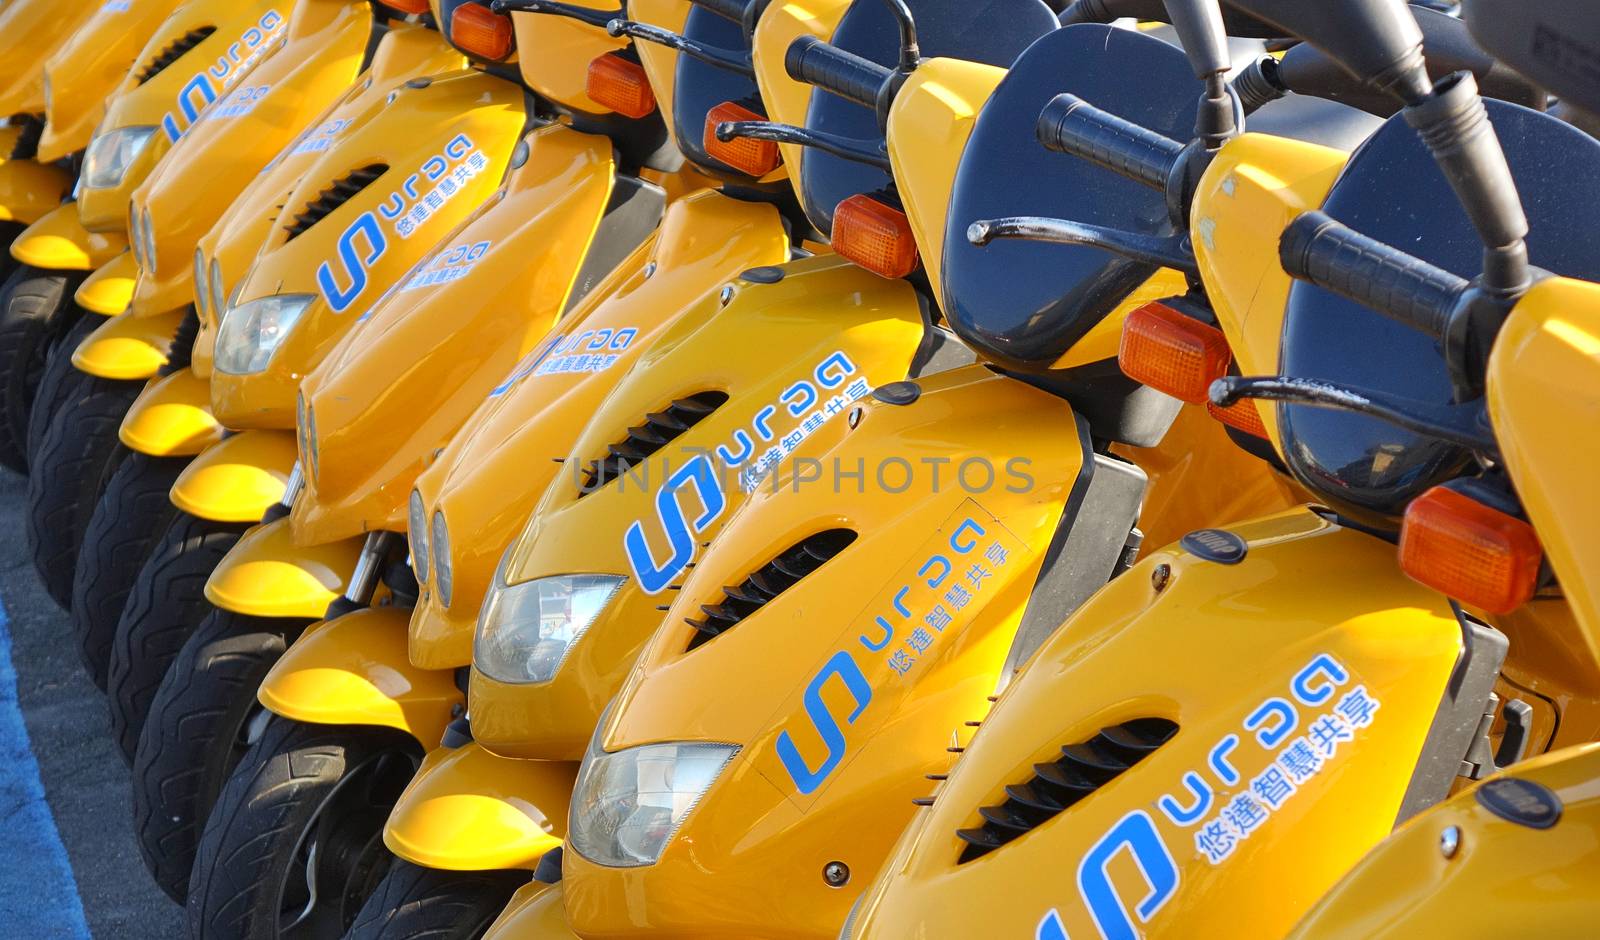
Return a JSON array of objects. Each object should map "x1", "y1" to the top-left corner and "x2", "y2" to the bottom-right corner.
[{"x1": 0, "y1": 0, "x2": 1595, "y2": 935}]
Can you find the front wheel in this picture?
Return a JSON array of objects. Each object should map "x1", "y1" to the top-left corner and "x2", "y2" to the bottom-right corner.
[
  {"x1": 345, "y1": 862, "x2": 533, "y2": 940},
  {"x1": 0, "y1": 262, "x2": 84, "y2": 473},
  {"x1": 186, "y1": 717, "x2": 422, "y2": 940}
]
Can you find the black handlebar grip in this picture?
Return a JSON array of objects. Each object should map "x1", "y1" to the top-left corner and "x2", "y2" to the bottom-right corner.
[
  {"x1": 1280, "y1": 211, "x2": 1469, "y2": 341},
  {"x1": 785, "y1": 35, "x2": 891, "y2": 110},
  {"x1": 1036, "y1": 94, "x2": 1185, "y2": 192},
  {"x1": 687, "y1": 0, "x2": 747, "y2": 22}
]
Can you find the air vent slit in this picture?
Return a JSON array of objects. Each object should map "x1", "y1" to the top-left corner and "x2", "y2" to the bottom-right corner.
[
  {"x1": 136, "y1": 27, "x2": 217, "y2": 85},
  {"x1": 683, "y1": 529, "x2": 858, "y2": 651},
  {"x1": 284, "y1": 164, "x2": 389, "y2": 242},
  {"x1": 580, "y1": 391, "x2": 729, "y2": 493}
]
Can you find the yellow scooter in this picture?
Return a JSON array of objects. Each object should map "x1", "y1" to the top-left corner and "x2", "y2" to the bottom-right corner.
[
  {"x1": 841, "y1": 2, "x2": 1600, "y2": 936},
  {"x1": 23, "y1": 0, "x2": 324, "y2": 609},
  {"x1": 65, "y1": 0, "x2": 427, "y2": 689},
  {"x1": 0, "y1": 0, "x2": 184, "y2": 474},
  {"x1": 124, "y1": 0, "x2": 545, "y2": 904},
  {"x1": 103, "y1": 18, "x2": 469, "y2": 764}
]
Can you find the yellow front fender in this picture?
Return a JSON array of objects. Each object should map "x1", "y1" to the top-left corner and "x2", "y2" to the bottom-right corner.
[
  {"x1": 0, "y1": 152, "x2": 72, "y2": 226},
  {"x1": 484, "y1": 879, "x2": 577, "y2": 939},
  {"x1": 258, "y1": 606, "x2": 461, "y2": 745},
  {"x1": 10, "y1": 201, "x2": 127, "y2": 270},
  {"x1": 204, "y1": 516, "x2": 362, "y2": 619},
  {"x1": 70, "y1": 306, "x2": 187, "y2": 380},
  {"x1": 384, "y1": 742, "x2": 576, "y2": 872},
  {"x1": 119, "y1": 368, "x2": 223, "y2": 457},
  {"x1": 74, "y1": 251, "x2": 137, "y2": 316},
  {"x1": 169, "y1": 429, "x2": 297, "y2": 521}
]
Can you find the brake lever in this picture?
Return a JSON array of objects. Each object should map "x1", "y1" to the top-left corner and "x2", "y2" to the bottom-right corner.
[
  {"x1": 489, "y1": 0, "x2": 621, "y2": 28},
  {"x1": 607, "y1": 19, "x2": 754, "y2": 77},
  {"x1": 716, "y1": 121, "x2": 890, "y2": 170},
  {"x1": 967, "y1": 216, "x2": 1198, "y2": 276},
  {"x1": 1210, "y1": 375, "x2": 1499, "y2": 455}
]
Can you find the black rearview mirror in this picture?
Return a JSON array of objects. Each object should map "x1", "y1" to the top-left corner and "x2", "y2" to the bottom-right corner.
[{"x1": 1225, "y1": 0, "x2": 1430, "y2": 103}]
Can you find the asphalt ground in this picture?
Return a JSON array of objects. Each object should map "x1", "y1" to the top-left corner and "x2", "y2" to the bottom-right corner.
[{"x1": 0, "y1": 467, "x2": 184, "y2": 938}]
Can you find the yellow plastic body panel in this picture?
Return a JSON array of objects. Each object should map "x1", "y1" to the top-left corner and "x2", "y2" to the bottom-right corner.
[
  {"x1": 75, "y1": 251, "x2": 138, "y2": 316},
  {"x1": 38, "y1": 0, "x2": 189, "y2": 162},
  {"x1": 511, "y1": 1, "x2": 626, "y2": 115},
  {"x1": 750, "y1": 0, "x2": 851, "y2": 177},
  {"x1": 258, "y1": 605, "x2": 460, "y2": 744},
  {"x1": 469, "y1": 254, "x2": 928, "y2": 760},
  {"x1": 559, "y1": 366, "x2": 1082, "y2": 936},
  {"x1": 119, "y1": 367, "x2": 223, "y2": 457},
  {"x1": 1192, "y1": 132, "x2": 1349, "y2": 453},
  {"x1": 169, "y1": 428, "x2": 298, "y2": 521},
  {"x1": 407, "y1": 190, "x2": 790, "y2": 671},
  {"x1": 76, "y1": 0, "x2": 293, "y2": 232},
  {"x1": 1288, "y1": 743, "x2": 1600, "y2": 938},
  {"x1": 0, "y1": 143, "x2": 72, "y2": 225},
  {"x1": 482, "y1": 880, "x2": 575, "y2": 940},
  {"x1": 888, "y1": 58, "x2": 1002, "y2": 296},
  {"x1": 211, "y1": 68, "x2": 526, "y2": 430},
  {"x1": 0, "y1": 0, "x2": 102, "y2": 117},
  {"x1": 11, "y1": 202, "x2": 128, "y2": 270},
  {"x1": 627, "y1": 0, "x2": 690, "y2": 161},
  {"x1": 847, "y1": 510, "x2": 1465, "y2": 940},
  {"x1": 293, "y1": 124, "x2": 620, "y2": 545},
  {"x1": 70, "y1": 305, "x2": 187, "y2": 380},
  {"x1": 204, "y1": 515, "x2": 361, "y2": 618},
  {"x1": 127, "y1": 0, "x2": 373, "y2": 318},
  {"x1": 383, "y1": 743, "x2": 576, "y2": 871},
  {"x1": 1488, "y1": 276, "x2": 1600, "y2": 653}
]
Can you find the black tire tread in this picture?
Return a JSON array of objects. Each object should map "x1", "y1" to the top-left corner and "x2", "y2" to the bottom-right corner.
[
  {"x1": 346, "y1": 861, "x2": 532, "y2": 940},
  {"x1": 0, "y1": 263, "x2": 84, "y2": 474},
  {"x1": 26, "y1": 312, "x2": 98, "y2": 465}
]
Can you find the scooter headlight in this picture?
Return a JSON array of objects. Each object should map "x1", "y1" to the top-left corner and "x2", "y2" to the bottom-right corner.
[
  {"x1": 431, "y1": 511, "x2": 454, "y2": 607},
  {"x1": 192, "y1": 250, "x2": 208, "y2": 317},
  {"x1": 209, "y1": 259, "x2": 227, "y2": 326},
  {"x1": 568, "y1": 728, "x2": 738, "y2": 868},
  {"x1": 474, "y1": 564, "x2": 624, "y2": 684},
  {"x1": 215, "y1": 293, "x2": 315, "y2": 375},
  {"x1": 139, "y1": 206, "x2": 158, "y2": 274},
  {"x1": 84, "y1": 125, "x2": 158, "y2": 190},
  {"x1": 408, "y1": 489, "x2": 429, "y2": 584},
  {"x1": 296, "y1": 392, "x2": 319, "y2": 486}
]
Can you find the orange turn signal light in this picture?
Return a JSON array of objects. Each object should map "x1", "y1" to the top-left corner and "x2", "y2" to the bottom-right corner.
[
  {"x1": 1207, "y1": 397, "x2": 1268, "y2": 438},
  {"x1": 1399, "y1": 485, "x2": 1543, "y2": 614},
  {"x1": 832, "y1": 194, "x2": 920, "y2": 279},
  {"x1": 1119, "y1": 302, "x2": 1231, "y2": 404},
  {"x1": 704, "y1": 101, "x2": 780, "y2": 177},
  {"x1": 451, "y1": 3, "x2": 514, "y2": 60},
  {"x1": 384, "y1": 0, "x2": 432, "y2": 13},
  {"x1": 587, "y1": 53, "x2": 656, "y2": 119}
]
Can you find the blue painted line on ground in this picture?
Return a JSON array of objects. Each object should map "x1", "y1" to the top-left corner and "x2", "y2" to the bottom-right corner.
[{"x1": 0, "y1": 593, "x2": 90, "y2": 939}]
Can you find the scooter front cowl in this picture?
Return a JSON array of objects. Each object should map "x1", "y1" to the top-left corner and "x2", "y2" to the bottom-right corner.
[
  {"x1": 848, "y1": 510, "x2": 1476, "y2": 939},
  {"x1": 0, "y1": 0, "x2": 102, "y2": 117}
]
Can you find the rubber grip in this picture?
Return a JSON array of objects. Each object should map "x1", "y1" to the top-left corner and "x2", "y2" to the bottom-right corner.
[
  {"x1": 785, "y1": 35, "x2": 891, "y2": 110},
  {"x1": 1036, "y1": 93, "x2": 1184, "y2": 191},
  {"x1": 688, "y1": 0, "x2": 746, "y2": 21},
  {"x1": 1279, "y1": 211, "x2": 1468, "y2": 340}
]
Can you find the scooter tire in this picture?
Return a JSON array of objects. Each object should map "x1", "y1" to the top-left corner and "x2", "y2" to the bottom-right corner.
[
  {"x1": 70, "y1": 452, "x2": 187, "y2": 689},
  {"x1": 131, "y1": 608, "x2": 311, "y2": 904},
  {"x1": 187, "y1": 717, "x2": 421, "y2": 939},
  {"x1": 26, "y1": 371, "x2": 141, "y2": 609},
  {"x1": 107, "y1": 512, "x2": 248, "y2": 764},
  {"x1": 346, "y1": 862, "x2": 533, "y2": 940},
  {"x1": 0, "y1": 263, "x2": 84, "y2": 474},
  {"x1": 25, "y1": 313, "x2": 98, "y2": 465}
]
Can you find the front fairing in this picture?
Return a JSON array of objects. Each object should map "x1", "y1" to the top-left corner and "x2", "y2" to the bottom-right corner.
[
  {"x1": 77, "y1": 0, "x2": 293, "y2": 231},
  {"x1": 127, "y1": 0, "x2": 375, "y2": 317},
  {"x1": 39, "y1": 0, "x2": 187, "y2": 163},
  {"x1": 848, "y1": 510, "x2": 1466, "y2": 939},
  {"x1": 190, "y1": 22, "x2": 468, "y2": 378},
  {"x1": 407, "y1": 189, "x2": 791, "y2": 671},
  {"x1": 467, "y1": 254, "x2": 929, "y2": 759},
  {"x1": 561, "y1": 366, "x2": 1084, "y2": 938},
  {"x1": 292, "y1": 123, "x2": 621, "y2": 545},
  {"x1": 0, "y1": 0, "x2": 102, "y2": 117},
  {"x1": 209, "y1": 67, "x2": 526, "y2": 429}
]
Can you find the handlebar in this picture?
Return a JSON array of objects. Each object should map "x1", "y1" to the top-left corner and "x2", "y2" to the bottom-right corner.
[
  {"x1": 1035, "y1": 93, "x2": 1186, "y2": 192},
  {"x1": 689, "y1": 0, "x2": 747, "y2": 21},
  {"x1": 1279, "y1": 210, "x2": 1469, "y2": 341},
  {"x1": 488, "y1": 0, "x2": 618, "y2": 29},
  {"x1": 785, "y1": 35, "x2": 892, "y2": 110}
]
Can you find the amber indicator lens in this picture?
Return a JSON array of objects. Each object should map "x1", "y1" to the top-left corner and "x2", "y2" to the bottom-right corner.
[
  {"x1": 1206, "y1": 397, "x2": 1268, "y2": 438},
  {"x1": 384, "y1": 0, "x2": 432, "y2": 13},
  {"x1": 1399, "y1": 486, "x2": 1543, "y2": 615},
  {"x1": 451, "y1": 3, "x2": 514, "y2": 60},
  {"x1": 832, "y1": 194, "x2": 920, "y2": 280},
  {"x1": 1118, "y1": 302, "x2": 1231, "y2": 403},
  {"x1": 587, "y1": 53, "x2": 656, "y2": 119},
  {"x1": 704, "y1": 101, "x2": 781, "y2": 177}
]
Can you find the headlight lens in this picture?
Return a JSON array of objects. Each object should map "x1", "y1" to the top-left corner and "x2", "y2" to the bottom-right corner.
[
  {"x1": 474, "y1": 570, "x2": 623, "y2": 684},
  {"x1": 192, "y1": 250, "x2": 208, "y2": 317},
  {"x1": 569, "y1": 733, "x2": 738, "y2": 867},
  {"x1": 408, "y1": 490, "x2": 429, "y2": 584},
  {"x1": 84, "y1": 125, "x2": 158, "y2": 190},
  {"x1": 209, "y1": 259, "x2": 227, "y2": 325},
  {"x1": 296, "y1": 392, "x2": 319, "y2": 485},
  {"x1": 128, "y1": 205, "x2": 144, "y2": 268},
  {"x1": 431, "y1": 511, "x2": 454, "y2": 607},
  {"x1": 215, "y1": 293, "x2": 315, "y2": 375},
  {"x1": 140, "y1": 206, "x2": 158, "y2": 274}
]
